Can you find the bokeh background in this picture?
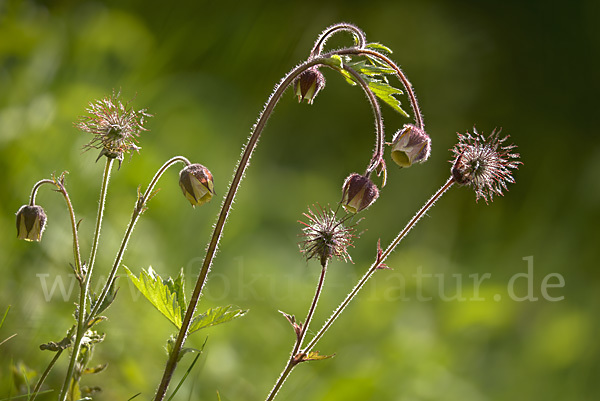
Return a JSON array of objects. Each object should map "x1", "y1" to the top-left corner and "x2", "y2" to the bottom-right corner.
[{"x1": 1, "y1": 0, "x2": 598, "y2": 400}]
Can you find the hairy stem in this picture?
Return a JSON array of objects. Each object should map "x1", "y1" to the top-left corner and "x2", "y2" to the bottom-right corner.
[
  {"x1": 88, "y1": 156, "x2": 191, "y2": 320},
  {"x1": 56, "y1": 179, "x2": 85, "y2": 401},
  {"x1": 28, "y1": 179, "x2": 55, "y2": 206},
  {"x1": 310, "y1": 23, "x2": 366, "y2": 58},
  {"x1": 304, "y1": 177, "x2": 455, "y2": 353},
  {"x1": 342, "y1": 65, "x2": 384, "y2": 177},
  {"x1": 153, "y1": 57, "x2": 331, "y2": 401},
  {"x1": 265, "y1": 261, "x2": 328, "y2": 401},
  {"x1": 87, "y1": 158, "x2": 114, "y2": 283},
  {"x1": 59, "y1": 159, "x2": 113, "y2": 401}
]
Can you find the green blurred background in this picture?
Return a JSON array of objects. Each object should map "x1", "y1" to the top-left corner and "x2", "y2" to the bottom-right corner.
[{"x1": 1, "y1": 0, "x2": 598, "y2": 399}]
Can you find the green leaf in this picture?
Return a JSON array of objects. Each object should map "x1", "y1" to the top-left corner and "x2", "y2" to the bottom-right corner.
[
  {"x1": 366, "y1": 42, "x2": 394, "y2": 54},
  {"x1": 302, "y1": 351, "x2": 335, "y2": 362},
  {"x1": 189, "y1": 305, "x2": 247, "y2": 334},
  {"x1": 90, "y1": 279, "x2": 119, "y2": 315},
  {"x1": 339, "y1": 59, "x2": 409, "y2": 117},
  {"x1": 0, "y1": 305, "x2": 9, "y2": 329},
  {"x1": 348, "y1": 59, "x2": 395, "y2": 76},
  {"x1": 367, "y1": 79, "x2": 409, "y2": 117},
  {"x1": 167, "y1": 338, "x2": 207, "y2": 401},
  {"x1": 125, "y1": 266, "x2": 184, "y2": 329},
  {"x1": 83, "y1": 363, "x2": 107, "y2": 375},
  {"x1": 164, "y1": 268, "x2": 186, "y2": 317},
  {"x1": 324, "y1": 54, "x2": 344, "y2": 69}
]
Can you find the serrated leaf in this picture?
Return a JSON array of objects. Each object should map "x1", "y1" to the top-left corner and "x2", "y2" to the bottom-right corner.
[
  {"x1": 125, "y1": 266, "x2": 183, "y2": 329},
  {"x1": 366, "y1": 42, "x2": 394, "y2": 54},
  {"x1": 339, "y1": 61, "x2": 409, "y2": 117},
  {"x1": 368, "y1": 79, "x2": 409, "y2": 117},
  {"x1": 348, "y1": 59, "x2": 395, "y2": 76},
  {"x1": 189, "y1": 306, "x2": 247, "y2": 334},
  {"x1": 164, "y1": 268, "x2": 186, "y2": 317}
]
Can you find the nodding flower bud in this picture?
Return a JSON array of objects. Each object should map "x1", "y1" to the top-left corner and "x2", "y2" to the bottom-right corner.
[
  {"x1": 179, "y1": 164, "x2": 215, "y2": 207},
  {"x1": 16, "y1": 205, "x2": 47, "y2": 242},
  {"x1": 294, "y1": 67, "x2": 325, "y2": 104},
  {"x1": 341, "y1": 173, "x2": 379, "y2": 213},
  {"x1": 390, "y1": 124, "x2": 431, "y2": 168}
]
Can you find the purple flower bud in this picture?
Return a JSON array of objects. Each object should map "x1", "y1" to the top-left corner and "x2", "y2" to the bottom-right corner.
[
  {"x1": 179, "y1": 164, "x2": 215, "y2": 207},
  {"x1": 294, "y1": 67, "x2": 325, "y2": 104},
  {"x1": 390, "y1": 124, "x2": 431, "y2": 167},
  {"x1": 16, "y1": 205, "x2": 47, "y2": 242},
  {"x1": 341, "y1": 173, "x2": 379, "y2": 213}
]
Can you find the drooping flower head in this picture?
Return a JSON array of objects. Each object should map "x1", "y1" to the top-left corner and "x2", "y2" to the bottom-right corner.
[
  {"x1": 341, "y1": 173, "x2": 379, "y2": 213},
  {"x1": 16, "y1": 204, "x2": 47, "y2": 242},
  {"x1": 179, "y1": 163, "x2": 215, "y2": 207},
  {"x1": 77, "y1": 91, "x2": 151, "y2": 165},
  {"x1": 294, "y1": 67, "x2": 326, "y2": 104},
  {"x1": 390, "y1": 124, "x2": 431, "y2": 168},
  {"x1": 299, "y1": 205, "x2": 358, "y2": 266},
  {"x1": 450, "y1": 128, "x2": 521, "y2": 203}
]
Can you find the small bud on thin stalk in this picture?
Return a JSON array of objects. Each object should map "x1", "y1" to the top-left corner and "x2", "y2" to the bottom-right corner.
[
  {"x1": 341, "y1": 173, "x2": 379, "y2": 213},
  {"x1": 390, "y1": 124, "x2": 431, "y2": 168},
  {"x1": 16, "y1": 205, "x2": 47, "y2": 242},
  {"x1": 179, "y1": 164, "x2": 215, "y2": 207},
  {"x1": 293, "y1": 67, "x2": 325, "y2": 104}
]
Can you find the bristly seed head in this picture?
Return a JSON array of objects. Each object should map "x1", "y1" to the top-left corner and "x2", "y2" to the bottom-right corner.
[
  {"x1": 77, "y1": 91, "x2": 151, "y2": 165},
  {"x1": 299, "y1": 205, "x2": 358, "y2": 266},
  {"x1": 450, "y1": 127, "x2": 521, "y2": 203}
]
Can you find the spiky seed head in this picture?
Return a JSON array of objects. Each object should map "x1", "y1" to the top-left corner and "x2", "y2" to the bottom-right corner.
[
  {"x1": 77, "y1": 91, "x2": 151, "y2": 165},
  {"x1": 299, "y1": 205, "x2": 358, "y2": 266},
  {"x1": 450, "y1": 128, "x2": 521, "y2": 203}
]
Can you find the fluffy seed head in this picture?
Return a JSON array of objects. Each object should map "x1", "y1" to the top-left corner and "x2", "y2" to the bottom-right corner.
[
  {"x1": 299, "y1": 205, "x2": 358, "y2": 266},
  {"x1": 450, "y1": 128, "x2": 521, "y2": 203},
  {"x1": 77, "y1": 91, "x2": 151, "y2": 164}
]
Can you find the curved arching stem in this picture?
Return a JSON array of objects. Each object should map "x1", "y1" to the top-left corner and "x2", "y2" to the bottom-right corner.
[
  {"x1": 342, "y1": 65, "x2": 385, "y2": 177},
  {"x1": 28, "y1": 179, "x2": 55, "y2": 206},
  {"x1": 310, "y1": 23, "x2": 366, "y2": 58},
  {"x1": 152, "y1": 56, "x2": 331, "y2": 401}
]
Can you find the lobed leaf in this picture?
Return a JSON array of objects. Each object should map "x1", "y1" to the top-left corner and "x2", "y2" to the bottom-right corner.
[
  {"x1": 189, "y1": 305, "x2": 247, "y2": 334},
  {"x1": 337, "y1": 60, "x2": 409, "y2": 117},
  {"x1": 125, "y1": 266, "x2": 184, "y2": 329}
]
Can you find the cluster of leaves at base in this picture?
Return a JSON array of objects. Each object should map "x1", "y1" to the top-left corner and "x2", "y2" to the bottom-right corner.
[{"x1": 125, "y1": 267, "x2": 247, "y2": 336}]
